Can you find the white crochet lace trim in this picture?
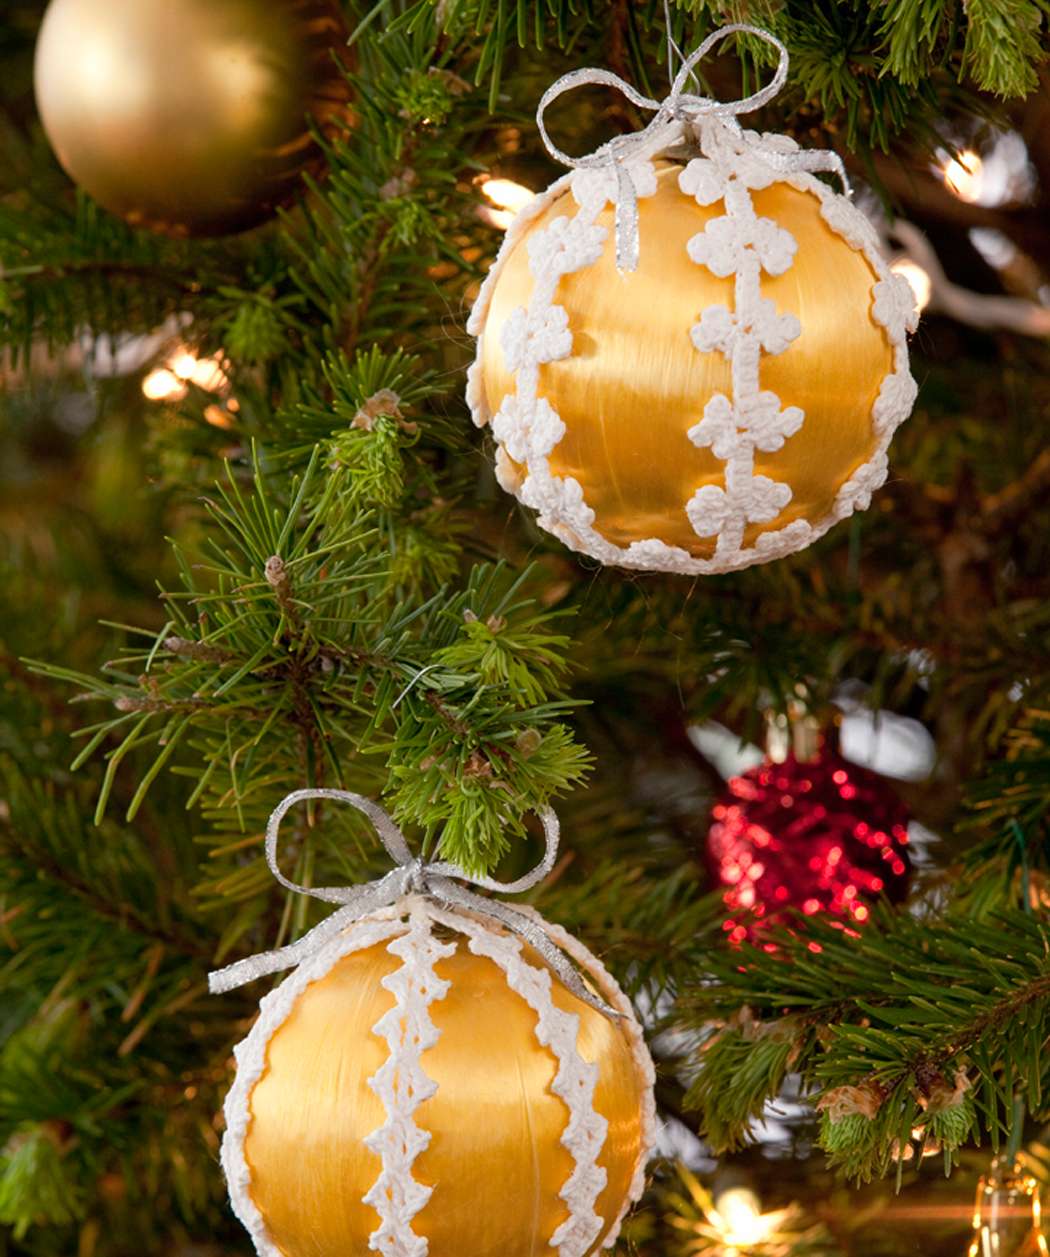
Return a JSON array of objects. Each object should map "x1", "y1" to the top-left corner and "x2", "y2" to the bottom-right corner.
[
  {"x1": 495, "y1": 906, "x2": 658, "y2": 1248},
  {"x1": 428, "y1": 905, "x2": 608, "y2": 1256},
  {"x1": 681, "y1": 122, "x2": 803, "y2": 560},
  {"x1": 517, "y1": 907, "x2": 659, "y2": 1250},
  {"x1": 363, "y1": 902, "x2": 456, "y2": 1256},
  {"x1": 221, "y1": 898, "x2": 655, "y2": 1257},
  {"x1": 220, "y1": 910, "x2": 409, "y2": 1257},
  {"x1": 467, "y1": 118, "x2": 918, "y2": 575}
]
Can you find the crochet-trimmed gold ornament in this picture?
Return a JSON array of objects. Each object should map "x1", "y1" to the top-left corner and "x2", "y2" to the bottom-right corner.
[
  {"x1": 210, "y1": 790, "x2": 656, "y2": 1257},
  {"x1": 467, "y1": 26, "x2": 919, "y2": 575}
]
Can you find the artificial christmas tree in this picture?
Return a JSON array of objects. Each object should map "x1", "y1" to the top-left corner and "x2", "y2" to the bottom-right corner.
[{"x1": 2, "y1": 3, "x2": 1049, "y2": 1255}]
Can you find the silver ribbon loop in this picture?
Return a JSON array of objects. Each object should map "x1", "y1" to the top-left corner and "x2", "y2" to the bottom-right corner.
[
  {"x1": 208, "y1": 788, "x2": 618, "y2": 1018},
  {"x1": 536, "y1": 22, "x2": 850, "y2": 271}
]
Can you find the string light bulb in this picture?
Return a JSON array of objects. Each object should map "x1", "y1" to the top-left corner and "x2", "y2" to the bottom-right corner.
[
  {"x1": 142, "y1": 346, "x2": 231, "y2": 401},
  {"x1": 967, "y1": 1157, "x2": 1047, "y2": 1257},
  {"x1": 141, "y1": 367, "x2": 187, "y2": 402},
  {"x1": 713, "y1": 1186, "x2": 785, "y2": 1249},
  {"x1": 478, "y1": 175, "x2": 536, "y2": 229},
  {"x1": 670, "y1": 1166, "x2": 827, "y2": 1256},
  {"x1": 169, "y1": 350, "x2": 201, "y2": 380},
  {"x1": 186, "y1": 355, "x2": 229, "y2": 393},
  {"x1": 943, "y1": 150, "x2": 984, "y2": 203},
  {"x1": 891, "y1": 257, "x2": 933, "y2": 314}
]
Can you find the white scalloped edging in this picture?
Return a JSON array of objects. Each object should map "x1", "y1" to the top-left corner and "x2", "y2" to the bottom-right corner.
[
  {"x1": 520, "y1": 906, "x2": 659, "y2": 1250},
  {"x1": 220, "y1": 909, "x2": 409, "y2": 1257},
  {"x1": 363, "y1": 903, "x2": 455, "y2": 1255},
  {"x1": 430, "y1": 906, "x2": 608, "y2": 1255}
]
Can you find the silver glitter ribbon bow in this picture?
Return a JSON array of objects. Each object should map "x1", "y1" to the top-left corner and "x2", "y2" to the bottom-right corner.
[
  {"x1": 208, "y1": 787, "x2": 618, "y2": 1018},
  {"x1": 537, "y1": 22, "x2": 851, "y2": 271}
]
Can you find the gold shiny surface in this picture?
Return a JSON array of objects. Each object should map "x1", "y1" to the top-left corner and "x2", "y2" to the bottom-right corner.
[
  {"x1": 245, "y1": 937, "x2": 647, "y2": 1257},
  {"x1": 34, "y1": 0, "x2": 352, "y2": 236},
  {"x1": 480, "y1": 163, "x2": 892, "y2": 555}
]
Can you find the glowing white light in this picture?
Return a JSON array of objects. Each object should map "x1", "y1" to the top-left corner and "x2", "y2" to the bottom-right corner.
[
  {"x1": 943, "y1": 150, "x2": 984, "y2": 202},
  {"x1": 186, "y1": 355, "x2": 229, "y2": 392},
  {"x1": 478, "y1": 207, "x2": 514, "y2": 230},
  {"x1": 478, "y1": 177, "x2": 536, "y2": 231},
  {"x1": 713, "y1": 1187, "x2": 779, "y2": 1247},
  {"x1": 170, "y1": 351, "x2": 200, "y2": 380},
  {"x1": 159, "y1": 346, "x2": 231, "y2": 394},
  {"x1": 143, "y1": 345, "x2": 232, "y2": 402},
  {"x1": 891, "y1": 258, "x2": 932, "y2": 313},
  {"x1": 142, "y1": 368, "x2": 187, "y2": 401},
  {"x1": 939, "y1": 132, "x2": 1034, "y2": 209},
  {"x1": 481, "y1": 177, "x2": 535, "y2": 213}
]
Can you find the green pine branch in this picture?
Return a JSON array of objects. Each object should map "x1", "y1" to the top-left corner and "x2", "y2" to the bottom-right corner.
[
  {"x1": 963, "y1": 705, "x2": 1050, "y2": 863},
  {"x1": 680, "y1": 898, "x2": 1050, "y2": 1181},
  {"x1": 29, "y1": 449, "x2": 591, "y2": 885},
  {"x1": 412, "y1": 0, "x2": 1046, "y2": 154}
]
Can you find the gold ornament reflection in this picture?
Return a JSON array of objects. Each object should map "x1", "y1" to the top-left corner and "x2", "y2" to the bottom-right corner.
[
  {"x1": 479, "y1": 163, "x2": 893, "y2": 557},
  {"x1": 244, "y1": 938, "x2": 647, "y2": 1257},
  {"x1": 34, "y1": 0, "x2": 353, "y2": 236}
]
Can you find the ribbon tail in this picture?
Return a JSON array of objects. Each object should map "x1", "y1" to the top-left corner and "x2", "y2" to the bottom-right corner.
[
  {"x1": 431, "y1": 880, "x2": 621, "y2": 1018},
  {"x1": 613, "y1": 162, "x2": 640, "y2": 273},
  {"x1": 207, "y1": 906, "x2": 359, "y2": 993},
  {"x1": 207, "y1": 873, "x2": 410, "y2": 994}
]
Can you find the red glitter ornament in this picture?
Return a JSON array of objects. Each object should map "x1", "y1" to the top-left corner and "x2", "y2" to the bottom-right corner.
[{"x1": 706, "y1": 751, "x2": 912, "y2": 945}]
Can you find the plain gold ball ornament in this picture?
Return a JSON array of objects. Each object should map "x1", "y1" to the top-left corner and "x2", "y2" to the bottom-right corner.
[
  {"x1": 467, "y1": 26, "x2": 920, "y2": 576},
  {"x1": 210, "y1": 791, "x2": 657, "y2": 1257},
  {"x1": 34, "y1": 0, "x2": 353, "y2": 237}
]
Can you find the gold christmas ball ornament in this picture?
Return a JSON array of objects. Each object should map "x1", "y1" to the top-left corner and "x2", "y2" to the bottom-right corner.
[
  {"x1": 34, "y1": 0, "x2": 353, "y2": 237},
  {"x1": 467, "y1": 26, "x2": 919, "y2": 576},
  {"x1": 211, "y1": 791, "x2": 656, "y2": 1257}
]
